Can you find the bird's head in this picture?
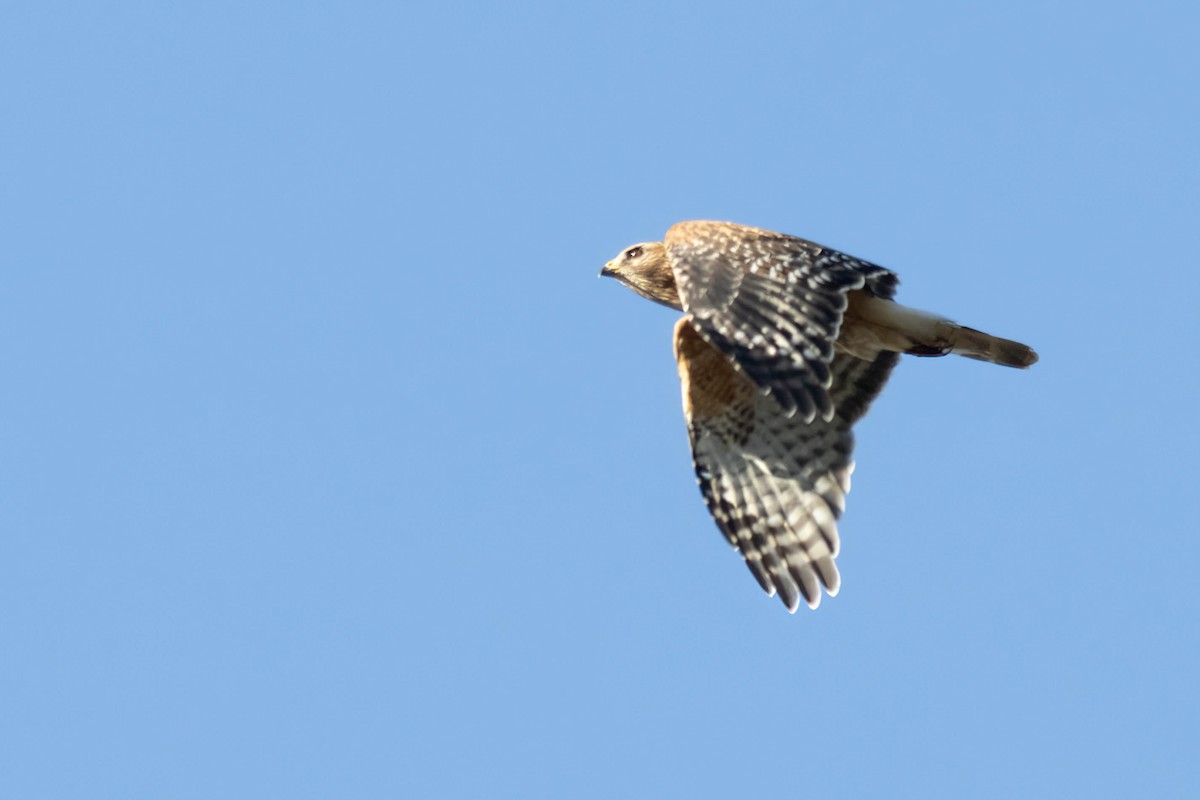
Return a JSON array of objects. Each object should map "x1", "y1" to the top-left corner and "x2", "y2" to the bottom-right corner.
[{"x1": 600, "y1": 241, "x2": 681, "y2": 310}]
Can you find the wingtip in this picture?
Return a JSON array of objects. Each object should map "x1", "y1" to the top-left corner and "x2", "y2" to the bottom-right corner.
[{"x1": 778, "y1": 585, "x2": 821, "y2": 613}]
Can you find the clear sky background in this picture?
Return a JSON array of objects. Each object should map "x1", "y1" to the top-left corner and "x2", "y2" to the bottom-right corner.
[{"x1": 3, "y1": 2, "x2": 1198, "y2": 797}]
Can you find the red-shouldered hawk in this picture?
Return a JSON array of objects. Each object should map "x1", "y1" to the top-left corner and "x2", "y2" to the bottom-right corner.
[{"x1": 601, "y1": 221, "x2": 1037, "y2": 613}]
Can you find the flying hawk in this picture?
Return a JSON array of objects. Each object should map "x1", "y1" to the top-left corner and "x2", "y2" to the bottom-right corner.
[{"x1": 601, "y1": 221, "x2": 1037, "y2": 613}]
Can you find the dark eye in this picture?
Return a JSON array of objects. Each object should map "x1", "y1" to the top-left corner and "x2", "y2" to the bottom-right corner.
[{"x1": 625, "y1": 246, "x2": 643, "y2": 260}]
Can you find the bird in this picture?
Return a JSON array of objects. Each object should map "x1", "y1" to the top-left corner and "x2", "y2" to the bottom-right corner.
[{"x1": 600, "y1": 220, "x2": 1037, "y2": 613}]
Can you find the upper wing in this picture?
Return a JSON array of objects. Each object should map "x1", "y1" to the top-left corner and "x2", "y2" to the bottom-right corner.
[
  {"x1": 665, "y1": 221, "x2": 897, "y2": 423},
  {"x1": 674, "y1": 318, "x2": 898, "y2": 612}
]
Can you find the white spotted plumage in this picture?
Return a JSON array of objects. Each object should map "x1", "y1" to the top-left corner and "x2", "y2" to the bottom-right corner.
[{"x1": 601, "y1": 220, "x2": 1037, "y2": 614}]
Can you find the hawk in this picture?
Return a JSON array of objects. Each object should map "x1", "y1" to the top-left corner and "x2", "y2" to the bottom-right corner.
[{"x1": 601, "y1": 221, "x2": 1037, "y2": 613}]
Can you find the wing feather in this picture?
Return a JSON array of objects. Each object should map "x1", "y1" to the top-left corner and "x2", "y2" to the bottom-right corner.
[
  {"x1": 674, "y1": 319, "x2": 897, "y2": 612},
  {"x1": 666, "y1": 220, "x2": 897, "y2": 423}
]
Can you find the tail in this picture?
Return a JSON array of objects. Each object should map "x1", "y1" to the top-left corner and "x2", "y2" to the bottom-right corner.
[
  {"x1": 941, "y1": 324, "x2": 1039, "y2": 368},
  {"x1": 846, "y1": 293, "x2": 1038, "y2": 369}
]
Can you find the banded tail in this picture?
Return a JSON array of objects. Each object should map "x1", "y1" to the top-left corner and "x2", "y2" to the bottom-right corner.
[
  {"x1": 846, "y1": 292, "x2": 1039, "y2": 369},
  {"x1": 942, "y1": 324, "x2": 1038, "y2": 368}
]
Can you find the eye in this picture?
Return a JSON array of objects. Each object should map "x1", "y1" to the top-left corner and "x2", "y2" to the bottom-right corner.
[{"x1": 625, "y1": 246, "x2": 643, "y2": 260}]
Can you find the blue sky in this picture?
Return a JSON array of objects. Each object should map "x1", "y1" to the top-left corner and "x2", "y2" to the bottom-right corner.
[{"x1": 3, "y1": 2, "x2": 1198, "y2": 797}]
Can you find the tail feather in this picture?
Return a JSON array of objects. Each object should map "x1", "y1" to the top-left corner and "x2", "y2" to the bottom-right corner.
[
  {"x1": 940, "y1": 323, "x2": 1039, "y2": 369},
  {"x1": 845, "y1": 293, "x2": 1038, "y2": 369}
]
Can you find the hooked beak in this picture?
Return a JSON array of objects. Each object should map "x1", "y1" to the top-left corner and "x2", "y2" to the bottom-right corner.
[{"x1": 599, "y1": 260, "x2": 617, "y2": 278}]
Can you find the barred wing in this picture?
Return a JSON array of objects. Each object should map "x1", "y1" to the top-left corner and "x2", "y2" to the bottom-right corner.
[
  {"x1": 674, "y1": 318, "x2": 898, "y2": 612},
  {"x1": 665, "y1": 220, "x2": 897, "y2": 423}
]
